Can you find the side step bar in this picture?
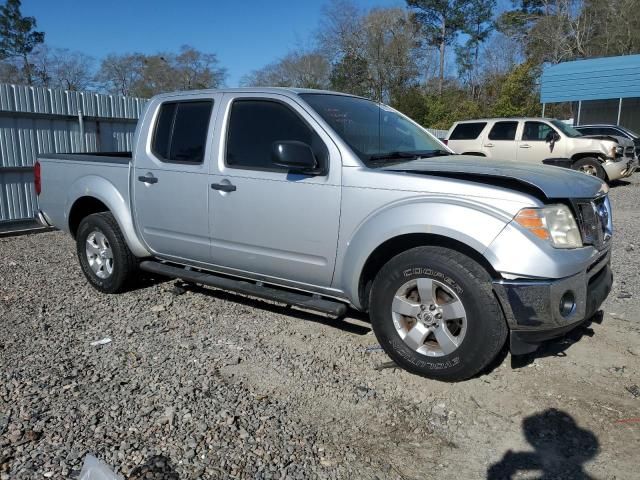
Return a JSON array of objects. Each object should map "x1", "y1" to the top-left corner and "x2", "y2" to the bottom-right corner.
[{"x1": 139, "y1": 260, "x2": 348, "y2": 317}]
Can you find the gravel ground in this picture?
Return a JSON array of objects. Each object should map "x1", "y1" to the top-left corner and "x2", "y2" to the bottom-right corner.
[{"x1": 1, "y1": 177, "x2": 640, "y2": 480}]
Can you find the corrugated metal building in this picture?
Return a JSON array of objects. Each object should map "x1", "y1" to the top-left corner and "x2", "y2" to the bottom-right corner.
[
  {"x1": 541, "y1": 54, "x2": 640, "y2": 130},
  {"x1": 0, "y1": 84, "x2": 146, "y2": 225}
]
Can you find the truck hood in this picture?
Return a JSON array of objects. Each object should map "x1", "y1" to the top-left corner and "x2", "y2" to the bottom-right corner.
[
  {"x1": 580, "y1": 134, "x2": 634, "y2": 147},
  {"x1": 380, "y1": 155, "x2": 606, "y2": 200}
]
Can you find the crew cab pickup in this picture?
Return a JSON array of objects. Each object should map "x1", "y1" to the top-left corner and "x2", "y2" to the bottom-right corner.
[
  {"x1": 35, "y1": 89, "x2": 613, "y2": 381},
  {"x1": 446, "y1": 117, "x2": 637, "y2": 182}
]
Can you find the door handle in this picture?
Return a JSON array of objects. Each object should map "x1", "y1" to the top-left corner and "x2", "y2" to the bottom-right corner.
[
  {"x1": 519, "y1": 144, "x2": 531, "y2": 149},
  {"x1": 211, "y1": 183, "x2": 236, "y2": 192},
  {"x1": 484, "y1": 143, "x2": 494, "y2": 147},
  {"x1": 138, "y1": 175, "x2": 158, "y2": 184}
]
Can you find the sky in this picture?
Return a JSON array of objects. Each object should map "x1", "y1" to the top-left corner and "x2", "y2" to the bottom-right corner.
[{"x1": 23, "y1": 0, "x2": 404, "y2": 87}]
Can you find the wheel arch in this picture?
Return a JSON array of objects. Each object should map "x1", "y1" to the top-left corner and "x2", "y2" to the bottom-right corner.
[
  {"x1": 356, "y1": 233, "x2": 499, "y2": 312},
  {"x1": 335, "y1": 199, "x2": 511, "y2": 310},
  {"x1": 570, "y1": 152, "x2": 605, "y2": 163}
]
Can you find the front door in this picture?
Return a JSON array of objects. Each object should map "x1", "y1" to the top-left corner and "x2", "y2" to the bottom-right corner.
[
  {"x1": 483, "y1": 121, "x2": 519, "y2": 161},
  {"x1": 517, "y1": 121, "x2": 563, "y2": 163},
  {"x1": 207, "y1": 94, "x2": 341, "y2": 288},
  {"x1": 133, "y1": 96, "x2": 219, "y2": 263}
]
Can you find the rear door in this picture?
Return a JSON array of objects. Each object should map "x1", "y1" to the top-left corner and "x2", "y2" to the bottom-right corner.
[
  {"x1": 483, "y1": 121, "x2": 519, "y2": 160},
  {"x1": 517, "y1": 121, "x2": 563, "y2": 163},
  {"x1": 207, "y1": 93, "x2": 342, "y2": 287},
  {"x1": 133, "y1": 94, "x2": 220, "y2": 263}
]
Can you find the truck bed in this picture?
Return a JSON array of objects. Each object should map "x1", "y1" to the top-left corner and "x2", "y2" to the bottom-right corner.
[
  {"x1": 37, "y1": 152, "x2": 132, "y2": 234},
  {"x1": 41, "y1": 152, "x2": 132, "y2": 164}
]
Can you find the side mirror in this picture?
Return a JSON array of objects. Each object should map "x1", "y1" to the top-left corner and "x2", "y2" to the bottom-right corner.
[
  {"x1": 271, "y1": 141, "x2": 320, "y2": 174},
  {"x1": 545, "y1": 131, "x2": 560, "y2": 143}
]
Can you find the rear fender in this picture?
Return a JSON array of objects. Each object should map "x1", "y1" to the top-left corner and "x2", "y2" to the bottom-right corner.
[{"x1": 66, "y1": 175, "x2": 150, "y2": 257}]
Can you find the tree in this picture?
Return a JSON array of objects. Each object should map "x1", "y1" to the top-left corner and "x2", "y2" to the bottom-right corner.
[
  {"x1": 491, "y1": 61, "x2": 541, "y2": 117},
  {"x1": 317, "y1": 0, "x2": 364, "y2": 61},
  {"x1": 96, "y1": 46, "x2": 226, "y2": 97},
  {"x1": 455, "y1": 0, "x2": 495, "y2": 98},
  {"x1": 360, "y1": 8, "x2": 422, "y2": 101},
  {"x1": 0, "y1": 0, "x2": 44, "y2": 85},
  {"x1": 329, "y1": 53, "x2": 371, "y2": 96},
  {"x1": 95, "y1": 53, "x2": 145, "y2": 96},
  {"x1": 173, "y1": 45, "x2": 226, "y2": 90},
  {"x1": 579, "y1": 0, "x2": 640, "y2": 57},
  {"x1": 406, "y1": 0, "x2": 468, "y2": 94},
  {"x1": 32, "y1": 46, "x2": 94, "y2": 90},
  {"x1": 318, "y1": 4, "x2": 423, "y2": 101},
  {"x1": 241, "y1": 50, "x2": 330, "y2": 89}
]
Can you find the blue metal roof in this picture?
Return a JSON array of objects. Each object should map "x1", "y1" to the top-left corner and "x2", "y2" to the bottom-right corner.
[{"x1": 541, "y1": 54, "x2": 640, "y2": 103}]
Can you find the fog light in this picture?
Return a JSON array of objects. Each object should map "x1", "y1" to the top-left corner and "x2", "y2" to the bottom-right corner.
[{"x1": 559, "y1": 291, "x2": 576, "y2": 317}]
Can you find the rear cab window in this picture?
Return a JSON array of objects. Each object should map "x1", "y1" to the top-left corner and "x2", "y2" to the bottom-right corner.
[
  {"x1": 449, "y1": 122, "x2": 487, "y2": 140},
  {"x1": 152, "y1": 100, "x2": 213, "y2": 164},
  {"x1": 488, "y1": 121, "x2": 518, "y2": 141}
]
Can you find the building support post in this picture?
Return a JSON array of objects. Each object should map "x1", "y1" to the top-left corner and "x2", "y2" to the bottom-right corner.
[
  {"x1": 542, "y1": 103, "x2": 546, "y2": 117},
  {"x1": 617, "y1": 98, "x2": 623, "y2": 125},
  {"x1": 576, "y1": 101, "x2": 582, "y2": 126},
  {"x1": 77, "y1": 109, "x2": 86, "y2": 153}
]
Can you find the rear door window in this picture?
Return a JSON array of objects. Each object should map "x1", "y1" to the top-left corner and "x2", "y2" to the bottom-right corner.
[
  {"x1": 488, "y1": 121, "x2": 518, "y2": 141},
  {"x1": 449, "y1": 122, "x2": 487, "y2": 140},
  {"x1": 152, "y1": 100, "x2": 213, "y2": 164},
  {"x1": 522, "y1": 121, "x2": 554, "y2": 141}
]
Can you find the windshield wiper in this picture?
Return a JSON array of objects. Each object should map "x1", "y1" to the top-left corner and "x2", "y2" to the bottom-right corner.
[{"x1": 367, "y1": 150, "x2": 452, "y2": 162}]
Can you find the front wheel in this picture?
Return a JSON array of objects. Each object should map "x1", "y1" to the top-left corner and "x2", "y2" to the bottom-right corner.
[
  {"x1": 76, "y1": 212, "x2": 138, "y2": 293},
  {"x1": 369, "y1": 246, "x2": 507, "y2": 381},
  {"x1": 572, "y1": 157, "x2": 606, "y2": 181}
]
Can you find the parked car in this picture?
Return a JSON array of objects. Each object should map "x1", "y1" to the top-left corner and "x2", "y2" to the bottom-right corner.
[
  {"x1": 445, "y1": 118, "x2": 637, "y2": 182},
  {"x1": 575, "y1": 124, "x2": 640, "y2": 158},
  {"x1": 35, "y1": 89, "x2": 613, "y2": 381}
]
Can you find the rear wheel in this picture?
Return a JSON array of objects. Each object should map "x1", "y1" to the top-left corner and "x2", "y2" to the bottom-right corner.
[
  {"x1": 76, "y1": 212, "x2": 138, "y2": 293},
  {"x1": 572, "y1": 157, "x2": 606, "y2": 181},
  {"x1": 369, "y1": 246, "x2": 507, "y2": 381}
]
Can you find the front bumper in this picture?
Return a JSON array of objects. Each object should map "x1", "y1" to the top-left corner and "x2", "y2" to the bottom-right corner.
[
  {"x1": 493, "y1": 250, "x2": 612, "y2": 354},
  {"x1": 603, "y1": 158, "x2": 636, "y2": 179}
]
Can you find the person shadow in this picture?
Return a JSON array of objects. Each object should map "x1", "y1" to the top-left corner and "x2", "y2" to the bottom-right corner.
[{"x1": 487, "y1": 408, "x2": 599, "y2": 480}]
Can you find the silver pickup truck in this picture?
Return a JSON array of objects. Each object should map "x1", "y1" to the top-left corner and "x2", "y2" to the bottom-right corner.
[{"x1": 35, "y1": 88, "x2": 613, "y2": 381}]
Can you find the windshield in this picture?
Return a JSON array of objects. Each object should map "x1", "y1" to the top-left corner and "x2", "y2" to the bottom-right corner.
[
  {"x1": 550, "y1": 120, "x2": 583, "y2": 138},
  {"x1": 620, "y1": 126, "x2": 640, "y2": 138},
  {"x1": 300, "y1": 93, "x2": 448, "y2": 165}
]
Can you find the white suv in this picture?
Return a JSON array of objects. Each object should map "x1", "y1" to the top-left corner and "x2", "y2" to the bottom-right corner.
[{"x1": 445, "y1": 118, "x2": 637, "y2": 182}]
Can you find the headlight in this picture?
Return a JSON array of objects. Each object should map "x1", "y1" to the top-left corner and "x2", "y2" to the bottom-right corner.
[
  {"x1": 514, "y1": 205, "x2": 582, "y2": 248},
  {"x1": 615, "y1": 145, "x2": 624, "y2": 157}
]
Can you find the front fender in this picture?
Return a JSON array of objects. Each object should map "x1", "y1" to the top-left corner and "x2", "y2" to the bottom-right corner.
[
  {"x1": 335, "y1": 196, "x2": 513, "y2": 309},
  {"x1": 66, "y1": 175, "x2": 150, "y2": 257}
]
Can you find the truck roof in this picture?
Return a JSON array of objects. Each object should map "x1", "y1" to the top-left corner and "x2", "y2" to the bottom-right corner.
[
  {"x1": 452, "y1": 117, "x2": 556, "y2": 123},
  {"x1": 152, "y1": 87, "x2": 363, "y2": 101}
]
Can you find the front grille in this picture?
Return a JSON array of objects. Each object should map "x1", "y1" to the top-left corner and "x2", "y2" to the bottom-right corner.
[
  {"x1": 625, "y1": 146, "x2": 635, "y2": 158},
  {"x1": 574, "y1": 195, "x2": 612, "y2": 249}
]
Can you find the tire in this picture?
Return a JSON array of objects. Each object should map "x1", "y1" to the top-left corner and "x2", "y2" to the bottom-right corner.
[
  {"x1": 76, "y1": 212, "x2": 138, "y2": 293},
  {"x1": 572, "y1": 157, "x2": 606, "y2": 181},
  {"x1": 369, "y1": 246, "x2": 507, "y2": 381}
]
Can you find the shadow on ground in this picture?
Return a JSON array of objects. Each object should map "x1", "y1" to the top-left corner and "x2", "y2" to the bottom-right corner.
[
  {"x1": 510, "y1": 311, "x2": 604, "y2": 369},
  {"x1": 128, "y1": 455, "x2": 179, "y2": 480},
  {"x1": 487, "y1": 408, "x2": 599, "y2": 479}
]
